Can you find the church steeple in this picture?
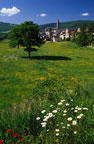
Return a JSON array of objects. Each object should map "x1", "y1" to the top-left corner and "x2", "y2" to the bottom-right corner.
[{"x1": 56, "y1": 19, "x2": 60, "y2": 29}]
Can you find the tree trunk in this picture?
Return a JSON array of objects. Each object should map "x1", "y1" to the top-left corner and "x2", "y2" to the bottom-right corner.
[
  {"x1": 17, "y1": 45, "x2": 19, "y2": 49},
  {"x1": 28, "y1": 51, "x2": 31, "y2": 58}
]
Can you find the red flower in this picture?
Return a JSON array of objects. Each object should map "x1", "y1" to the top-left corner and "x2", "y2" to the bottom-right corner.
[
  {"x1": 12, "y1": 133, "x2": 20, "y2": 138},
  {"x1": 7, "y1": 129, "x2": 12, "y2": 133},
  {"x1": 20, "y1": 138, "x2": 23, "y2": 141},
  {"x1": 0, "y1": 140, "x2": 3, "y2": 144}
]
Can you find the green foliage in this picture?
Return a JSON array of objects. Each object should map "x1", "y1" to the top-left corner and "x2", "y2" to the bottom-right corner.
[
  {"x1": 0, "y1": 79, "x2": 93, "y2": 144},
  {"x1": 88, "y1": 22, "x2": 94, "y2": 33},
  {"x1": 76, "y1": 32, "x2": 88, "y2": 47},
  {"x1": 75, "y1": 22, "x2": 94, "y2": 47},
  {"x1": 76, "y1": 23, "x2": 88, "y2": 47},
  {"x1": 9, "y1": 21, "x2": 44, "y2": 57}
]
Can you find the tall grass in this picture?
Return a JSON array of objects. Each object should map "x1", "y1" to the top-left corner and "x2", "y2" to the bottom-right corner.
[{"x1": 0, "y1": 78, "x2": 93, "y2": 144}]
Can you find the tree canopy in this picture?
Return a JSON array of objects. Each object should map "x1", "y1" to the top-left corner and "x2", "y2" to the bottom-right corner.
[{"x1": 9, "y1": 21, "x2": 44, "y2": 57}]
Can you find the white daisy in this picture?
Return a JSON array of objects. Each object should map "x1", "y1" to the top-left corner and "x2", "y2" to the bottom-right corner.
[
  {"x1": 48, "y1": 113, "x2": 53, "y2": 118},
  {"x1": 55, "y1": 129, "x2": 59, "y2": 132},
  {"x1": 72, "y1": 121, "x2": 77, "y2": 125},
  {"x1": 56, "y1": 133, "x2": 59, "y2": 136},
  {"x1": 67, "y1": 117, "x2": 72, "y2": 121},
  {"x1": 58, "y1": 102, "x2": 62, "y2": 105},
  {"x1": 52, "y1": 110, "x2": 57, "y2": 113},
  {"x1": 74, "y1": 131, "x2": 77, "y2": 134},
  {"x1": 36, "y1": 117, "x2": 40, "y2": 120},
  {"x1": 41, "y1": 110, "x2": 46, "y2": 114}
]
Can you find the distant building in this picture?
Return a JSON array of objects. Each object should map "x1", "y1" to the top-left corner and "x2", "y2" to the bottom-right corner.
[{"x1": 40, "y1": 19, "x2": 80, "y2": 42}]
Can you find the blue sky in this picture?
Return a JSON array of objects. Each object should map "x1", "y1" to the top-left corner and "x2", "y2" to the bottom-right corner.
[{"x1": 0, "y1": 0, "x2": 94, "y2": 24}]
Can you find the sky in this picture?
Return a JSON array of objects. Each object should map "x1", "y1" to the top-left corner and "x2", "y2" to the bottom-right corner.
[{"x1": 0, "y1": 0, "x2": 94, "y2": 25}]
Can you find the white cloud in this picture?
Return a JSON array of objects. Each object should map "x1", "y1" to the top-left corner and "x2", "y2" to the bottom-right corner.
[
  {"x1": 81, "y1": 13, "x2": 89, "y2": 16},
  {"x1": 40, "y1": 13, "x2": 47, "y2": 17},
  {"x1": 0, "y1": 6, "x2": 20, "y2": 16}
]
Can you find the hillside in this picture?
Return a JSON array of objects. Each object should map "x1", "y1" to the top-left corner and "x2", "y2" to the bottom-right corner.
[
  {"x1": 0, "y1": 20, "x2": 94, "y2": 34},
  {"x1": 40, "y1": 20, "x2": 94, "y2": 31},
  {"x1": 0, "y1": 22, "x2": 16, "y2": 33}
]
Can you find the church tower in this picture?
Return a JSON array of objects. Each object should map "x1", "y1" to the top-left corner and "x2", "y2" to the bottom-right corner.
[{"x1": 56, "y1": 19, "x2": 60, "y2": 29}]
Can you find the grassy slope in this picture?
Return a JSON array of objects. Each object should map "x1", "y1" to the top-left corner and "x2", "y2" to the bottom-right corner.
[{"x1": 0, "y1": 40, "x2": 94, "y2": 109}]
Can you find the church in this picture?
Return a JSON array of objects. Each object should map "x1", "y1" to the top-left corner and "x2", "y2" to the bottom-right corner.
[{"x1": 40, "y1": 19, "x2": 80, "y2": 42}]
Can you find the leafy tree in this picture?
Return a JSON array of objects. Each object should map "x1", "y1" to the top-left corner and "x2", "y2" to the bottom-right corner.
[
  {"x1": 88, "y1": 22, "x2": 94, "y2": 45},
  {"x1": 9, "y1": 21, "x2": 44, "y2": 57},
  {"x1": 9, "y1": 25, "x2": 21, "y2": 49},
  {"x1": 76, "y1": 23, "x2": 89, "y2": 47},
  {"x1": 88, "y1": 22, "x2": 94, "y2": 33}
]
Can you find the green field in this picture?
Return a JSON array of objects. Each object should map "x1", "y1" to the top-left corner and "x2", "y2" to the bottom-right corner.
[
  {"x1": 0, "y1": 40, "x2": 94, "y2": 143},
  {"x1": 0, "y1": 40, "x2": 94, "y2": 109}
]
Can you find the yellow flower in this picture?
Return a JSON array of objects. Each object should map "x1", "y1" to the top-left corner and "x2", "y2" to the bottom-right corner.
[
  {"x1": 40, "y1": 77, "x2": 46, "y2": 80},
  {"x1": 16, "y1": 72, "x2": 21, "y2": 77},
  {"x1": 71, "y1": 77, "x2": 78, "y2": 83}
]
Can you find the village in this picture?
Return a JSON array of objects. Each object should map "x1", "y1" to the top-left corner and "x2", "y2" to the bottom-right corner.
[{"x1": 40, "y1": 19, "x2": 81, "y2": 42}]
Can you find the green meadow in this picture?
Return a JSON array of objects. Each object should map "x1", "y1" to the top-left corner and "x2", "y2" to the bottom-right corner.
[
  {"x1": 0, "y1": 40, "x2": 94, "y2": 143},
  {"x1": 0, "y1": 40, "x2": 94, "y2": 109}
]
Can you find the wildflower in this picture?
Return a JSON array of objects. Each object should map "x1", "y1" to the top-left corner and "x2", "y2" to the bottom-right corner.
[
  {"x1": 41, "y1": 110, "x2": 46, "y2": 114},
  {"x1": 55, "y1": 129, "x2": 59, "y2": 132},
  {"x1": 71, "y1": 108, "x2": 74, "y2": 110},
  {"x1": 72, "y1": 121, "x2": 77, "y2": 125},
  {"x1": 63, "y1": 114, "x2": 66, "y2": 116},
  {"x1": 77, "y1": 115, "x2": 81, "y2": 119},
  {"x1": 78, "y1": 108, "x2": 82, "y2": 110},
  {"x1": 67, "y1": 117, "x2": 72, "y2": 121},
  {"x1": 44, "y1": 115, "x2": 49, "y2": 120},
  {"x1": 67, "y1": 124, "x2": 70, "y2": 127},
  {"x1": 36, "y1": 117, "x2": 40, "y2": 120},
  {"x1": 20, "y1": 138, "x2": 23, "y2": 141},
  {"x1": 43, "y1": 118, "x2": 48, "y2": 121},
  {"x1": 41, "y1": 122, "x2": 47, "y2": 127},
  {"x1": 75, "y1": 106, "x2": 79, "y2": 109},
  {"x1": 80, "y1": 114, "x2": 84, "y2": 117},
  {"x1": 60, "y1": 100, "x2": 65, "y2": 103},
  {"x1": 74, "y1": 110, "x2": 78, "y2": 113},
  {"x1": 83, "y1": 108, "x2": 88, "y2": 110},
  {"x1": 0, "y1": 140, "x2": 3, "y2": 144},
  {"x1": 47, "y1": 129, "x2": 49, "y2": 132},
  {"x1": 62, "y1": 126, "x2": 65, "y2": 128},
  {"x1": 74, "y1": 131, "x2": 77, "y2": 134},
  {"x1": 50, "y1": 105, "x2": 53, "y2": 107},
  {"x1": 48, "y1": 113, "x2": 53, "y2": 118},
  {"x1": 64, "y1": 110, "x2": 67, "y2": 113},
  {"x1": 12, "y1": 133, "x2": 20, "y2": 138},
  {"x1": 40, "y1": 77, "x2": 45, "y2": 80},
  {"x1": 58, "y1": 102, "x2": 62, "y2": 105},
  {"x1": 71, "y1": 99, "x2": 73, "y2": 101},
  {"x1": 52, "y1": 110, "x2": 57, "y2": 113},
  {"x1": 66, "y1": 103, "x2": 69, "y2": 106},
  {"x1": 7, "y1": 129, "x2": 12, "y2": 133},
  {"x1": 56, "y1": 133, "x2": 59, "y2": 136}
]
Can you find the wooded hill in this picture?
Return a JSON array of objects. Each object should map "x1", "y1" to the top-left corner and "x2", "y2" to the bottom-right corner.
[
  {"x1": 0, "y1": 20, "x2": 94, "y2": 34},
  {"x1": 40, "y1": 20, "x2": 94, "y2": 31}
]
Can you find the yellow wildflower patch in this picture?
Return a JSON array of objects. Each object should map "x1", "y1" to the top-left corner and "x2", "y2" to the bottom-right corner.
[
  {"x1": 40, "y1": 77, "x2": 46, "y2": 80},
  {"x1": 71, "y1": 77, "x2": 78, "y2": 83},
  {"x1": 16, "y1": 72, "x2": 22, "y2": 77}
]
